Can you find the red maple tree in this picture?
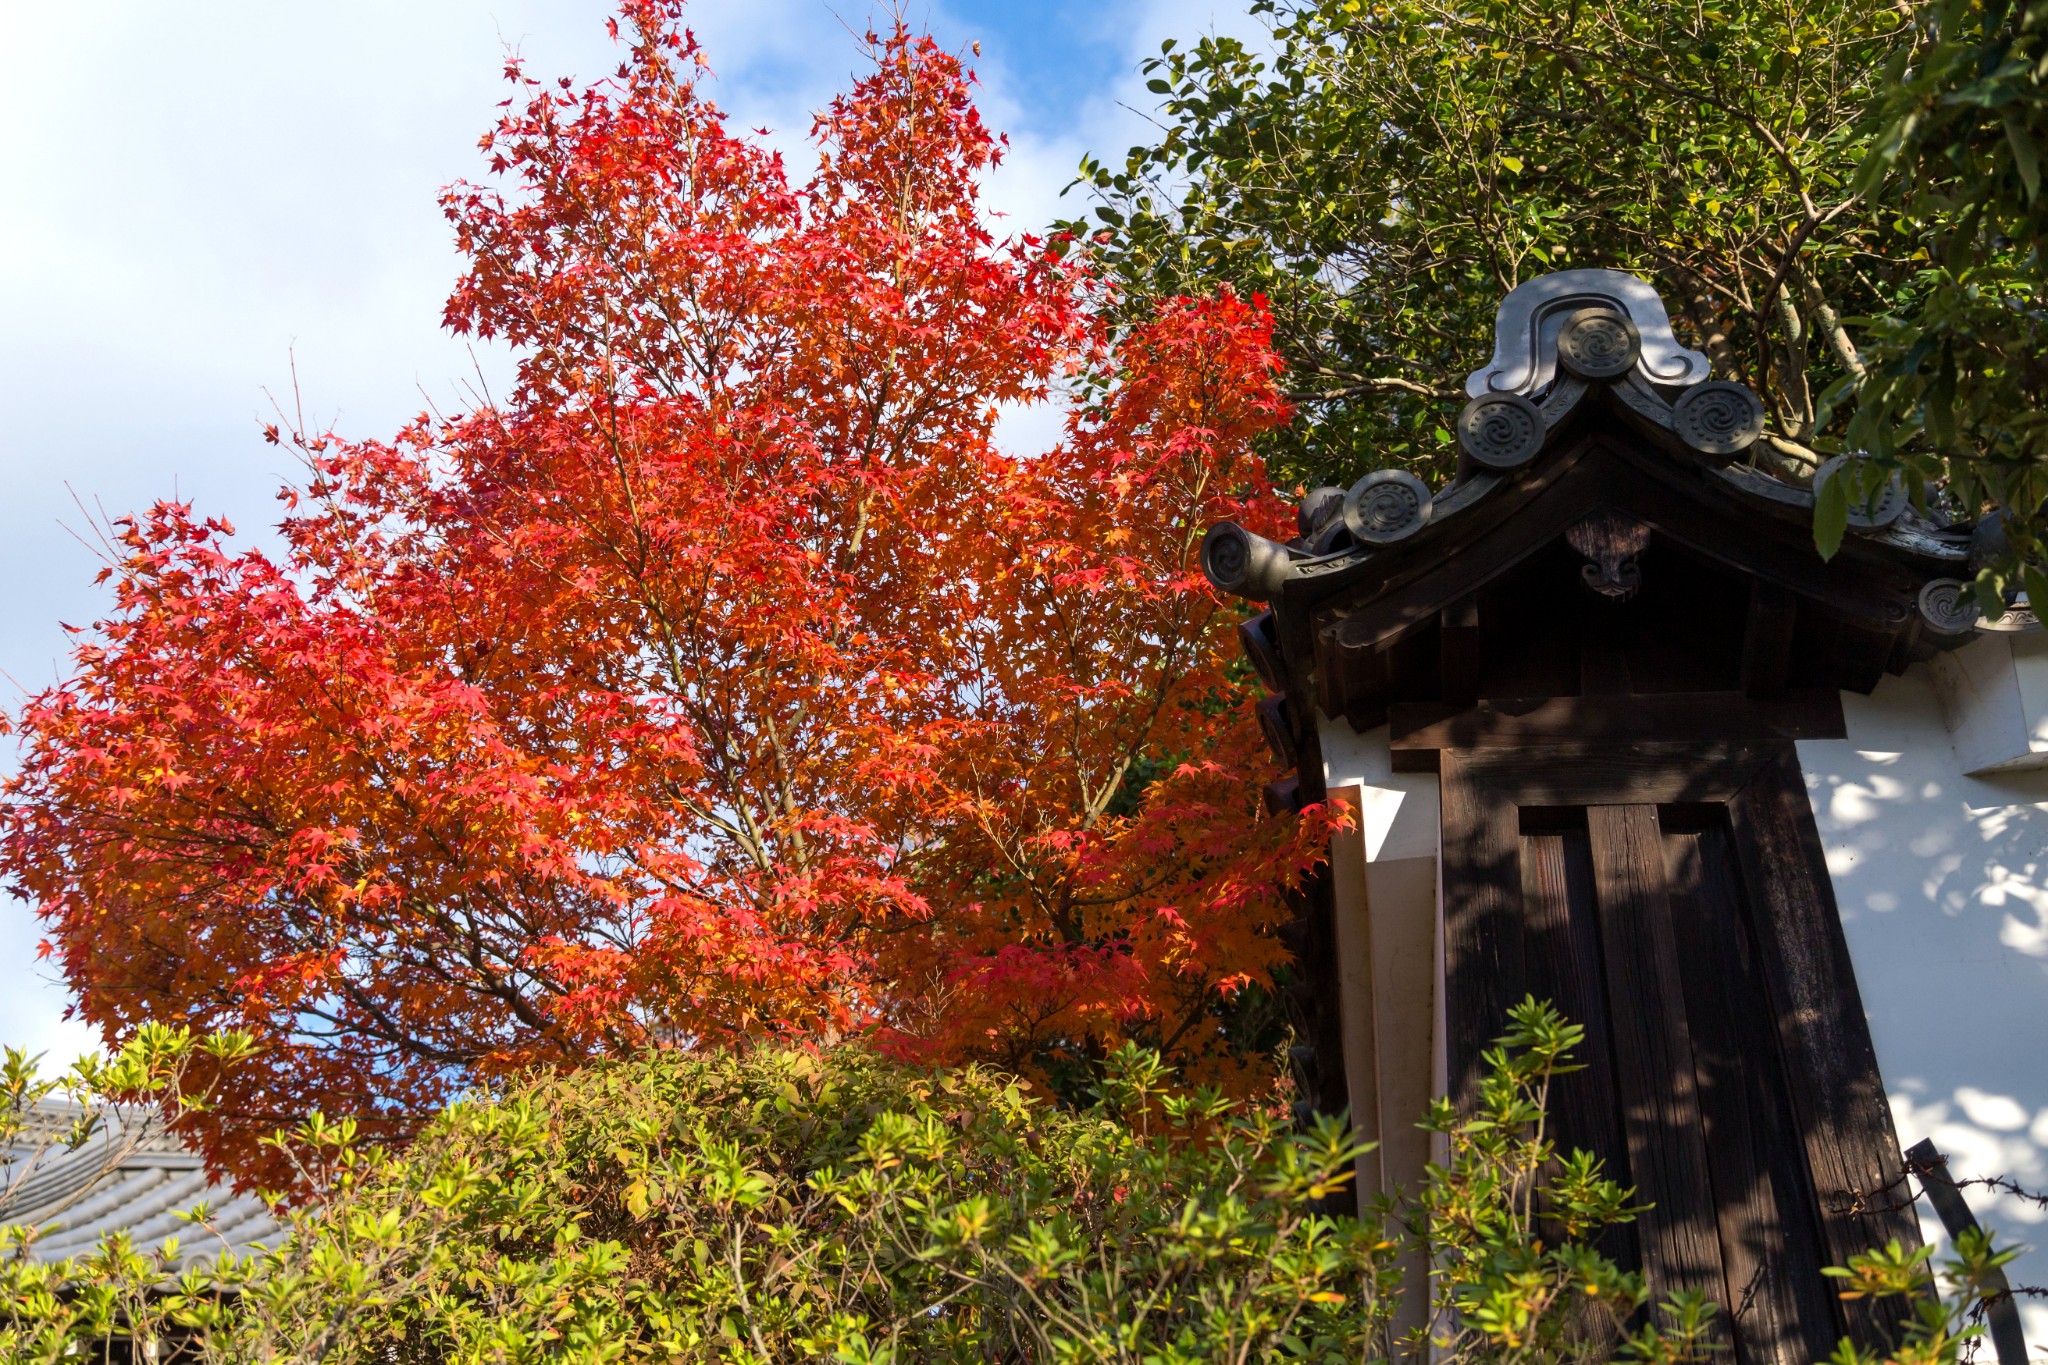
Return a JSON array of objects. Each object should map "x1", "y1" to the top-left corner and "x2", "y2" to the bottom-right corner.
[{"x1": 1, "y1": 1, "x2": 1328, "y2": 1181}]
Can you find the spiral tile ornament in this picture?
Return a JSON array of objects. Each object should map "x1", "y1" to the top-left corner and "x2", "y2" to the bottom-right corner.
[
  {"x1": 1466, "y1": 269, "x2": 1711, "y2": 396},
  {"x1": 1201, "y1": 522, "x2": 1298, "y2": 600},
  {"x1": 1297, "y1": 486, "x2": 1346, "y2": 540},
  {"x1": 1815, "y1": 455, "x2": 1908, "y2": 529},
  {"x1": 1202, "y1": 522, "x2": 1249, "y2": 586},
  {"x1": 1556, "y1": 307, "x2": 1641, "y2": 381},
  {"x1": 1237, "y1": 612, "x2": 1286, "y2": 692},
  {"x1": 1343, "y1": 470, "x2": 1433, "y2": 545},
  {"x1": 1917, "y1": 579, "x2": 1982, "y2": 636},
  {"x1": 1256, "y1": 694, "x2": 1297, "y2": 765},
  {"x1": 1670, "y1": 380, "x2": 1766, "y2": 456},
  {"x1": 1456, "y1": 392, "x2": 1546, "y2": 470},
  {"x1": 1970, "y1": 510, "x2": 2012, "y2": 573}
]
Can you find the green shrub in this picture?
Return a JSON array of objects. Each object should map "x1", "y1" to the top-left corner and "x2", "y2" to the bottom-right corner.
[{"x1": 4, "y1": 1000, "x2": 2005, "y2": 1364}]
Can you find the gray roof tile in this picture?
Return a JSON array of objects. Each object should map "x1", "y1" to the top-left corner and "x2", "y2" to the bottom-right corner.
[{"x1": 3, "y1": 1103, "x2": 284, "y2": 1269}]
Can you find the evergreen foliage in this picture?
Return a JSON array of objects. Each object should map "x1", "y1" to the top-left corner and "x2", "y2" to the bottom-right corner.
[{"x1": 0, "y1": 1002, "x2": 1826, "y2": 1365}]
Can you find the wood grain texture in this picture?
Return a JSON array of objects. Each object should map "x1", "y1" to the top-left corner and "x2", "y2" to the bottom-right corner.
[
  {"x1": 1441, "y1": 596, "x2": 1481, "y2": 708},
  {"x1": 1586, "y1": 804, "x2": 1728, "y2": 1313},
  {"x1": 1438, "y1": 752, "x2": 1526, "y2": 1107},
  {"x1": 1431, "y1": 742, "x2": 1915, "y2": 1355},
  {"x1": 1578, "y1": 593, "x2": 1634, "y2": 695},
  {"x1": 1565, "y1": 509, "x2": 1653, "y2": 599},
  {"x1": 1726, "y1": 749, "x2": 1919, "y2": 1348},
  {"x1": 1740, "y1": 582, "x2": 1798, "y2": 699},
  {"x1": 1665, "y1": 821, "x2": 1841, "y2": 1365},
  {"x1": 1519, "y1": 823, "x2": 1638, "y2": 1273},
  {"x1": 1300, "y1": 863, "x2": 1354, "y2": 1132},
  {"x1": 1429, "y1": 742, "x2": 1767, "y2": 806},
  {"x1": 1307, "y1": 435, "x2": 1921, "y2": 657}
]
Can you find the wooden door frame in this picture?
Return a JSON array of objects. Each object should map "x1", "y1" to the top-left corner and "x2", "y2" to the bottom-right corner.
[{"x1": 1436, "y1": 740, "x2": 1917, "y2": 1347}]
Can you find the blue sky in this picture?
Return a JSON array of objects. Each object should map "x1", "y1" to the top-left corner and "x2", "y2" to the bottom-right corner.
[{"x1": 0, "y1": 0, "x2": 1249, "y2": 1061}]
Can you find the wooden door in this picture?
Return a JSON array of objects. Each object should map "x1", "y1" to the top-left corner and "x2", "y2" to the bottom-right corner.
[{"x1": 1439, "y1": 742, "x2": 1917, "y2": 1364}]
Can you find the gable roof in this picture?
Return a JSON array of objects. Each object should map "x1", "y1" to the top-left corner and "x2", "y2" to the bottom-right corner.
[{"x1": 1200, "y1": 270, "x2": 2034, "y2": 753}]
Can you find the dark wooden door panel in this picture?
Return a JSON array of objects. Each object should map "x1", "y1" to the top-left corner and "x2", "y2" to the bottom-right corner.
[
  {"x1": 1437, "y1": 743, "x2": 1917, "y2": 1361},
  {"x1": 1519, "y1": 826, "x2": 1628, "y2": 1161},
  {"x1": 1440, "y1": 750, "x2": 1526, "y2": 1107},
  {"x1": 1520, "y1": 819, "x2": 1636, "y2": 1269}
]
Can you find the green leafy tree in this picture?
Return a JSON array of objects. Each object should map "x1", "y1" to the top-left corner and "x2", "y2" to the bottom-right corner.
[
  {"x1": 1066, "y1": 0, "x2": 1917, "y2": 493},
  {"x1": 1851, "y1": 0, "x2": 2048, "y2": 611}
]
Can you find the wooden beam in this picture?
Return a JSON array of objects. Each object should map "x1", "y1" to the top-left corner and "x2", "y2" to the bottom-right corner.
[
  {"x1": 1441, "y1": 595, "x2": 1481, "y2": 708},
  {"x1": 1727, "y1": 750, "x2": 1921, "y2": 1349},
  {"x1": 1578, "y1": 593, "x2": 1632, "y2": 695},
  {"x1": 1664, "y1": 820, "x2": 1845, "y2": 1364},
  {"x1": 1740, "y1": 580, "x2": 1798, "y2": 698},
  {"x1": 1437, "y1": 752, "x2": 1526, "y2": 1108},
  {"x1": 1828, "y1": 622, "x2": 1899, "y2": 696},
  {"x1": 1314, "y1": 437, "x2": 1923, "y2": 662},
  {"x1": 1388, "y1": 690, "x2": 1844, "y2": 755}
]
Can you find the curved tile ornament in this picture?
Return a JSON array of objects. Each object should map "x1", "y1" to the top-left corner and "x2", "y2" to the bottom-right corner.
[
  {"x1": 1466, "y1": 268, "x2": 1712, "y2": 398},
  {"x1": 1671, "y1": 380, "x2": 1768, "y2": 457},
  {"x1": 1200, "y1": 521, "x2": 1297, "y2": 601},
  {"x1": 1201, "y1": 271, "x2": 1977, "y2": 634},
  {"x1": 1344, "y1": 469, "x2": 1434, "y2": 544},
  {"x1": 1298, "y1": 486, "x2": 1346, "y2": 539},
  {"x1": 1814, "y1": 455, "x2": 1908, "y2": 529},
  {"x1": 1555, "y1": 306, "x2": 1642, "y2": 380},
  {"x1": 1919, "y1": 579, "x2": 1983, "y2": 635},
  {"x1": 1456, "y1": 391, "x2": 1547, "y2": 469}
]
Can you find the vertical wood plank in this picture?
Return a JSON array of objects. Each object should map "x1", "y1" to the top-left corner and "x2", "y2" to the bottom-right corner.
[
  {"x1": 1727, "y1": 749, "x2": 1920, "y2": 1349},
  {"x1": 1300, "y1": 863, "x2": 1355, "y2": 1128},
  {"x1": 1520, "y1": 823, "x2": 1637, "y2": 1273},
  {"x1": 1438, "y1": 751, "x2": 1526, "y2": 1107},
  {"x1": 1666, "y1": 823, "x2": 1841, "y2": 1365},
  {"x1": 1578, "y1": 597, "x2": 1632, "y2": 695},
  {"x1": 1586, "y1": 804, "x2": 1729, "y2": 1314},
  {"x1": 1368, "y1": 855, "x2": 1442, "y2": 1202},
  {"x1": 1441, "y1": 595, "x2": 1481, "y2": 708}
]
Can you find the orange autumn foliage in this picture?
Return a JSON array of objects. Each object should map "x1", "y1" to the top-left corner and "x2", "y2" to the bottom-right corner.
[{"x1": 0, "y1": 2, "x2": 1332, "y2": 1182}]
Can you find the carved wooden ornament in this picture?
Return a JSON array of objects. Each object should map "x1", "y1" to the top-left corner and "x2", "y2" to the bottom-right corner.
[{"x1": 1566, "y1": 509, "x2": 1653, "y2": 599}]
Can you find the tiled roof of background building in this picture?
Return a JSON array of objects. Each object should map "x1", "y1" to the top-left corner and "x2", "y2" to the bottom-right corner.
[{"x1": 2, "y1": 1103, "x2": 284, "y2": 1268}]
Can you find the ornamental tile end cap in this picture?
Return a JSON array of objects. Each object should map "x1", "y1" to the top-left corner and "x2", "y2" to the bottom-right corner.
[{"x1": 1465, "y1": 268, "x2": 1712, "y2": 399}]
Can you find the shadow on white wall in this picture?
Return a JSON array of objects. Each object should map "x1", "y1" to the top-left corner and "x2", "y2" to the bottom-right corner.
[{"x1": 1799, "y1": 667, "x2": 2048, "y2": 1344}]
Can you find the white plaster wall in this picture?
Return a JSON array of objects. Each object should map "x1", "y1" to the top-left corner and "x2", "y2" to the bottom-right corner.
[
  {"x1": 1318, "y1": 719, "x2": 1441, "y2": 863},
  {"x1": 1798, "y1": 667, "x2": 2048, "y2": 1345},
  {"x1": 1318, "y1": 715, "x2": 1446, "y2": 1142},
  {"x1": 1320, "y1": 716, "x2": 1442, "y2": 1344}
]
